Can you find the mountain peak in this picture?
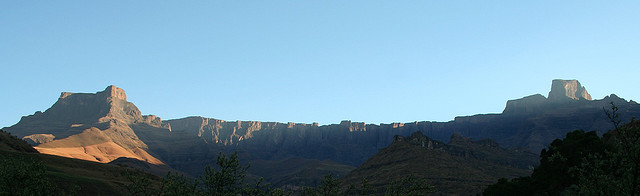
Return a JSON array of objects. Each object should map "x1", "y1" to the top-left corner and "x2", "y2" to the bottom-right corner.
[
  {"x1": 100, "y1": 85, "x2": 127, "y2": 101},
  {"x1": 58, "y1": 85, "x2": 126, "y2": 101},
  {"x1": 548, "y1": 79, "x2": 592, "y2": 102}
]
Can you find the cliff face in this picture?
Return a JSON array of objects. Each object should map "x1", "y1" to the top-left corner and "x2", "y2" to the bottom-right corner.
[
  {"x1": 503, "y1": 94, "x2": 547, "y2": 114},
  {"x1": 163, "y1": 79, "x2": 640, "y2": 167},
  {"x1": 165, "y1": 117, "x2": 458, "y2": 166},
  {"x1": 548, "y1": 79, "x2": 592, "y2": 102}
]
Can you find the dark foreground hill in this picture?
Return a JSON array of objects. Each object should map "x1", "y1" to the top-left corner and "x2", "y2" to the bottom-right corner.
[
  {"x1": 0, "y1": 129, "x2": 161, "y2": 195},
  {"x1": 340, "y1": 132, "x2": 535, "y2": 195}
]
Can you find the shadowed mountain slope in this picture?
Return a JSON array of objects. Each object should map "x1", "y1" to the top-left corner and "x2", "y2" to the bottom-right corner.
[{"x1": 340, "y1": 132, "x2": 535, "y2": 195}]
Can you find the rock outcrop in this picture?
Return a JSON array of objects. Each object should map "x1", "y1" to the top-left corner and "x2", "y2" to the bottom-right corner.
[
  {"x1": 548, "y1": 79, "x2": 592, "y2": 102},
  {"x1": 504, "y1": 79, "x2": 593, "y2": 114}
]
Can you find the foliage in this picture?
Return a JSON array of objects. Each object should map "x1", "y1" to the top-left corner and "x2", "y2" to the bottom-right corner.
[
  {"x1": 384, "y1": 175, "x2": 436, "y2": 196},
  {"x1": 159, "y1": 172, "x2": 199, "y2": 196},
  {"x1": 302, "y1": 174, "x2": 435, "y2": 196},
  {"x1": 483, "y1": 177, "x2": 532, "y2": 196},
  {"x1": 125, "y1": 151, "x2": 287, "y2": 196},
  {"x1": 567, "y1": 102, "x2": 640, "y2": 195},
  {"x1": 358, "y1": 177, "x2": 374, "y2": 196},
  {"x1": 124, "y1": 170, "x2": 157, "y2": 196},
  {"x1": 302, "y1": 173, "x2": 353, "y2": 196},
  {"x1": 200, "y1": 151, "x2": 249, "y2": 195},
  {"x1": 303, "y1": 174, "x2": 353, "y2": 196},
  {"x1": 0, "y1": 155, "x2": 72, "y2": 196},
  {"x1": 0, "y1": 129, "x2": 38, "y2": 153},
  {"x1": 484, "y1": 102, "x2": 640, "y2": 195},
  {"x1": 483, "y1": 130, "x2": 606, "y2": 195}
]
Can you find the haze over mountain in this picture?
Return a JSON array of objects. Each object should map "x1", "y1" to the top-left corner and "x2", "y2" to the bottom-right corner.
[{"x1": 4, "y1": 79, "x2": 640, "y2": 189}]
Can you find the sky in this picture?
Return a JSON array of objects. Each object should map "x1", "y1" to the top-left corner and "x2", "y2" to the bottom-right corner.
[{"x1": 1, "y1": 1, "x2": 640, "y2": 128}]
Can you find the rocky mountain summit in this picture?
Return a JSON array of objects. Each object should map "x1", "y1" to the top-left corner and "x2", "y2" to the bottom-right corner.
[
  {"x1": 504, "y1": 79, "x2": 594, "y2": 114},
  {"x1": 548, "y1": 79, "x2": 592, "y2": 102},
  {"x1": 4, "y1": 86, "x2": 176, "y2": 175}
]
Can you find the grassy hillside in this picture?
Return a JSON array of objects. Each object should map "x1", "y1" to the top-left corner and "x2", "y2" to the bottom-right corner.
[
  {"x1": 0, "y1": 129, "x2": 161, "y2": 195},
  {"x1": 0, "y1": 129, "x2": 38, "y2": 153},
  {"x1": 247, "y1": 157, "x2": 355, "y2": 189},
  {"x1": 340, "y1": 132, "x2": 533, "y2": 195}
]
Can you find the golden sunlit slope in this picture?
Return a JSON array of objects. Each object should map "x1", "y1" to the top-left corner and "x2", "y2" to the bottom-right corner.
[
  {"x1": 36, "y1": 127, "x2": 163, "y2": 165},
  {"x1": 4, "y1": 86, "x2": 171, "y2": 174},
  {"x1": 0, "y1": 129, "x2": 162, "y2": 195}
]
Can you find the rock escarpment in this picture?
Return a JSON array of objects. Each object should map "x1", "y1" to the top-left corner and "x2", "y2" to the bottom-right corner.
[
  {"x1": 164, "y1": 79, "x2": 640, "y2": 167},
  {"x1": 503, "y1": 94, "x2": 547, "y2": 114},
  {"x1": 548, "y1": 79, "x2": 592, "y2": 102}
]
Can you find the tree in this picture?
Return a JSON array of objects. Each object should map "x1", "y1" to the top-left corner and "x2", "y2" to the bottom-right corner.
[
  {"x1": 485, "y1": 102, "x2": 640, "y2": 195},
  {"x1": 384, "y1": 175, "x2": 436, "y2": 196},
  {"x1": 0, "y1": 156, "x2": 57, "y2": 196},
  {"x1": 302, "y1": 173, "x2": 352, "y2": 196},
  {"x1": 124, "y1": 170, "x2": 157, "y2": 196},
  {"x1": 483, "y1": 130, "x2": 606, "y2": 195},
  {"x1": 568, "y1": 102, "x2": 640, "y2": 195},
  {"x1": 358, "y1": 177, "x2": 374, "y2": 196},
  {"x1": 200, "y1": 151, "x2": 249, "y2": 195},
  {"x1": 242, "y1": 177, "x2": 287, "y2": 196},
  {"x1": 159, "y1": 172, "x2": 199, "y2": 196},
  {"x1": 124, "y1": 151, "x2": 286, "y2": 196}
]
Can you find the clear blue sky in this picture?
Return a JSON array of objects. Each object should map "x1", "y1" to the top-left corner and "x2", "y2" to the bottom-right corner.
[{"x1": 2, "y1": 1, "x2": 640, "y2": 128}]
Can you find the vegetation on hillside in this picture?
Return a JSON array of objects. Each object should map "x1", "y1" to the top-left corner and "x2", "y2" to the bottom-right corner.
[
  {"x1": 123, "y1": 151, "x2": 287, "y2": 196},
  {"x1": 484, "y1": 102, "x2": 640, "y2": 195},
  {"x1": 127, "y1": 151, "x2": 435, "y2": 195},
  {"x1": 0, "y1": 129, "x2": 38, "y2": 153},
  {"x1": 301, "y1": 173, "x2": 435, "y2": 196},
  {"x1": 0, "y1": 155, "x2": 77, "y2": 196},
  {"x1": 1, "y1": 128, "x2": 164, "y2": 195}
]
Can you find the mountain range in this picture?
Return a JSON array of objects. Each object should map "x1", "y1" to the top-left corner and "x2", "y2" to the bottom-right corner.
[{"x1": 4, "y1": 79, "x2": 640, "y2": 190}]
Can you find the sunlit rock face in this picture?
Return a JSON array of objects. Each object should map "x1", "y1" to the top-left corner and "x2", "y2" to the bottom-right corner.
[{"x1": 548, "y1": 79, "x2": 592, "y2": 102}]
